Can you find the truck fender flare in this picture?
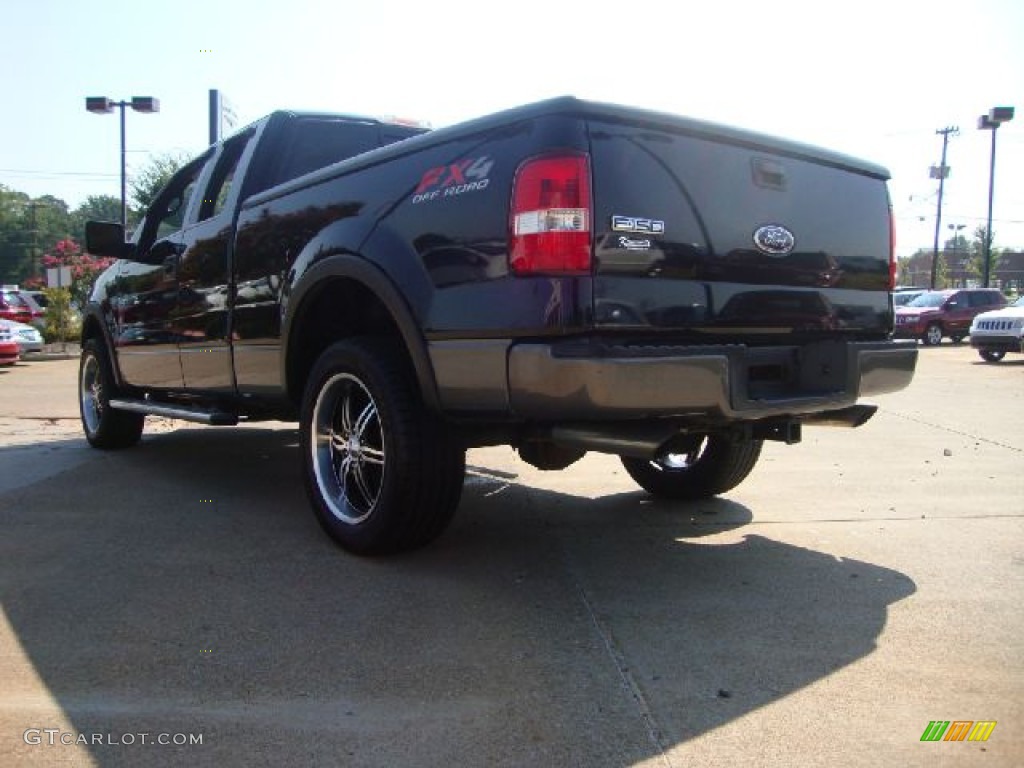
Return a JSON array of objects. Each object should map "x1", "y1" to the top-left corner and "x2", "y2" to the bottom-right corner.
[
  {"x1": 80, "y1": 305, "x2": 125, "y2": 389},
  {"x1": 282, "y1": 254, "x2": 441, "y2": 410}
]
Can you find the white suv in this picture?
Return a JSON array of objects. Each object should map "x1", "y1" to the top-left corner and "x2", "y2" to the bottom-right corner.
[{"x1": 970, "y1": 295, "x2": 1024, "y2": 362}]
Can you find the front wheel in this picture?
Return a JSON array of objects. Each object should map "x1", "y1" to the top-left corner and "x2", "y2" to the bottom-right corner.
[
  {"x1": 79, "y1": 339, "x2": 144, "y2": 449},
  {"x1": 300, "y1": 338, "x2": 465, "y2": 555},
  {"x1": 921, "y1": 323, "x2": 942, "y2": 348},
  {"x1": 922, "y1": 323, "x2": 943, "y2": 346},
  {"x1": 979, "y1": 349, "x2": 1006, "y2": 363},
  {"x1": 621, "y1": 434, "x2": 763, "y2": 500}
]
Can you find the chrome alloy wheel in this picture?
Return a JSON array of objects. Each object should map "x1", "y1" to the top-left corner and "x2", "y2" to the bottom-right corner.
[
  {"x1": 80, "y1": 352, "x2": 104, "y2": 436},
  {"x1": 311, "y1": 373, "x2": 386, "y2": 524}
]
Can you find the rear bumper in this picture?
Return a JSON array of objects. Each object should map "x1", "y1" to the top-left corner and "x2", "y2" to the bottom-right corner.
[{"x1": 507, "y1": 339, "x2": 917, "y2": 420}]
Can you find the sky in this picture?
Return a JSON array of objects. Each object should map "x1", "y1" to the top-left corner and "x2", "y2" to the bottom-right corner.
[{"x1": 2, "y1": 0, "x2": 1022, "y2": 257}]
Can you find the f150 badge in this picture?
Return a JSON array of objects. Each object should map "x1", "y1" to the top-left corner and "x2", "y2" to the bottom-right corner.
[
  {"x1": 612, "y1": 215, "x2": 665, "y2": 235},
  {"x1": 753, "y1": 224, "x2": 796, "y2": 255}
]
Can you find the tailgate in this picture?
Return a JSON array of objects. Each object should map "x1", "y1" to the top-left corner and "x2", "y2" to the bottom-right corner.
[{"x1": 586, "y1": 115, "x2": 892, "y2": 337}]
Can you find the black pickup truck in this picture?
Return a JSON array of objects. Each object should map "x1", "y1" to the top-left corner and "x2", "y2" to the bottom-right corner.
[{"x1": 82, "y1": 97, "x2": 917, "y2": 554}]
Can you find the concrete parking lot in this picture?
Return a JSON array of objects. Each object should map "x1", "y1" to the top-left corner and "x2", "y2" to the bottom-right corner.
[{"x1": 1, "y1": 345, "x2": 1022, "y2": 767}]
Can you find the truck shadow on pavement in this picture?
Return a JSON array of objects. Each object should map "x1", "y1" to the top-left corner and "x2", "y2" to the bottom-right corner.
[{"x1": 1, "y1": 426, "x2": 916, "y2": 767}]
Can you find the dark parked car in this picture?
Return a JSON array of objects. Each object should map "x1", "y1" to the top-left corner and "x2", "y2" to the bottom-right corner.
[{"x1": 894, "y1": 288, "x2": 1007, "y2": 346}]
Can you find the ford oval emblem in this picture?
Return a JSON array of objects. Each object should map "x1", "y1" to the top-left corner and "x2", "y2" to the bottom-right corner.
[{"x1": 753, "y1": 224, "x2": 796, "y2": 255}]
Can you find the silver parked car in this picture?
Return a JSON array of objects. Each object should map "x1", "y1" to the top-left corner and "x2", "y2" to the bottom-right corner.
[{"x1": 0, "y1": 318, "x2": 44, "y2": 354}]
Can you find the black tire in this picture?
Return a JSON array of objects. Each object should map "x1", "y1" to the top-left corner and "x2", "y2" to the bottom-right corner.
[
  {"x1": 922, "y1": 323, "x2": 943, "y2": 346},
  {"x1": 979, "y1": 349, "x2": 1006, "y2": 363},
  {"x1": 950, "y1": 335, "x2": 964, "y2": 345},
  {"x1": 79, "y1": 339, "x2": 144, "y2": 449},
  {"x1": 300, "y1": 338, "x2": 465, "y2": 555},
  {"x1": 621, "y1": 434, "x2": 763, "y2": 500}
]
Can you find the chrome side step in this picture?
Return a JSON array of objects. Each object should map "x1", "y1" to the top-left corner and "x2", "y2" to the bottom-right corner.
[{"x1": 108, "y1": 398, "x2": 239, "y2": 426}]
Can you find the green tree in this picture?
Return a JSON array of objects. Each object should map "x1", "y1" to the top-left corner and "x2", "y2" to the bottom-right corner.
[
  {"x1": 73, "y1": 194, "x2": 123, "y2": 226},
  {"x1": 967, "y1": 225, "x2": 999, "y2": 285},
  {"x1": 67, "y1": 194, "x2": 124, "y2": 247},
  {"x1": 130, "y1": 152, "x2": 190, "y2": 214},
  {"x1": 933, "y1": 250, "x2": 949, "y2": 288},
  {"x1": 0, "y1": 187, "x2": 76, "y2": 284},
  {"x1": 0, "y1": 186, "x2": 32, "y2": 282}
]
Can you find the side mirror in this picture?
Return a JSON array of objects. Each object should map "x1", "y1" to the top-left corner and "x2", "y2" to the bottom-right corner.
[{"x1": 85, "y1": 220, "x2": 136, "y2": 260}]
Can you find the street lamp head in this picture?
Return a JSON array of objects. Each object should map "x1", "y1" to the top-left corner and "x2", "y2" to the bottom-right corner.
[
  {"x1": 131, "y1": 96, "x2": 160, "y2": 113},
  {"x1": 989, "y1": 106, "x2": 1014, "y2": 124},
  {"x1": 85, "y1": 96, "x2": 114, "y2": 114},
  {"x1": 979, "y1": 107, "x2": 1015, "y2": 130}
]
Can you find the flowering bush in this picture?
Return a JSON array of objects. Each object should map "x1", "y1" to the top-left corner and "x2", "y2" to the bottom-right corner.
[
  {"x1": 40, "y1": 238, "x2": 114, "y2": 310},
  {"x1": 42, "y1": 287, "x2": 81, "y2": 343}
]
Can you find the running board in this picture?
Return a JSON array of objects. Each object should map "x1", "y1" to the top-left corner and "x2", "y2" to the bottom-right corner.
[{"x1": 108, "y1": 398, "x2": 239, "y2": 426}]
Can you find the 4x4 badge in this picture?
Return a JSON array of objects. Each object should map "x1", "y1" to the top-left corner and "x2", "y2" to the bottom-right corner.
[{"x1": 753, "y1": 224, "x2": 795, "y2": 255}]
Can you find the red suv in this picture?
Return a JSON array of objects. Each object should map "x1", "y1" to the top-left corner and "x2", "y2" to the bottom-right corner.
[
  {"x1": 0, "y1": 288, "x2": 39, "y2": 326},
  {"x1": 894, "y1": 288, "x2": 1007, "y2": 346}
]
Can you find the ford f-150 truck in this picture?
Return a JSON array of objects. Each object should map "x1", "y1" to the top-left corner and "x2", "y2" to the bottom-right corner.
[{"x1": 82, "y1": 97, "x2": 918, "y2": 554}]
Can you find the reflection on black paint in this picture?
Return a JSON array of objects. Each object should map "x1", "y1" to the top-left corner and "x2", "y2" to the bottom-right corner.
[
  {"x1": 716, "y1": 290, "x2": 840, "y2": 330},
  {"x1": 232, "y1": 202, "x2": 364, "y2": 342},
  {"x1": 710, "y1": 249, "x2": 843, "y2": 289},
  {"x1": 414, "y1": 233, "x2": 507, "y2": 287}
]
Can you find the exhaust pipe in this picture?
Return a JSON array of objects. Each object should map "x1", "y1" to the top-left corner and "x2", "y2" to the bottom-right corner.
[
  {"x1": 800, "y1": 404, "x2": 877, "y2": 428},
  {"x1": 549, "y1": 423, "x2": 681, "y2": 459}
]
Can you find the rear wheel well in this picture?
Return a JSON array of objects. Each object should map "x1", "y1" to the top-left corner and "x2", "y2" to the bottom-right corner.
[{"x1": 286, "y1": 278, "x2": 411, "y2": 406}]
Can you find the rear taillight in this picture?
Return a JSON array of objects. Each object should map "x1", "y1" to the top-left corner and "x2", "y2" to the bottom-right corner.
[
  {"x1": 888, "y1": 203, "x2": 897, "y2": 290},
  {"x1": 509, "y1": 154, "x2": 591, "y2": 275}
]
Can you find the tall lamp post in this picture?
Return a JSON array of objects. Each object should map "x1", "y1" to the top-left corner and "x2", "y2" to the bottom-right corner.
[
  {"x1": 85, "y1": 96, "x2": 160, "y2": 232},
  {"x1": 977, "y1": 106, "x2": 1015, "y2": 288}
]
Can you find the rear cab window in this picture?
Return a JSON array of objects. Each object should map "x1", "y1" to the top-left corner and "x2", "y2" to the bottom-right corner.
[{"x1": 248, "y1": 116, "x2": 427, "y2": 196}]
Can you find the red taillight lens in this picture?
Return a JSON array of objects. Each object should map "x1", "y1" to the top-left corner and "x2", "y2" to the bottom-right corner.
[
  {"x1": 509, "y1": 154, "x2": 592, "y2": 274},
  {"x1": 888, "y1": 204, "x2": 897, "y2": 290}
]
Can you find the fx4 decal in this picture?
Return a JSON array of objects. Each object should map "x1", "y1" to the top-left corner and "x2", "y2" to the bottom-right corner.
[{"x1": 412, "y1": 156, "x2": 494, "y2": 204}]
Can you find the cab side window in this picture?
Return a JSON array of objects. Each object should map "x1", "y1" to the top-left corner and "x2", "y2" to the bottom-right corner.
[
  {"x1": 148, "y1": 152, "x2": 213, "y2": 243},
  {"x1": 198, "y1": 129, "x2": 256, "y2": 222},
  {"x1": 267, "y1": 118, "x2": 380, "y2": 189}
]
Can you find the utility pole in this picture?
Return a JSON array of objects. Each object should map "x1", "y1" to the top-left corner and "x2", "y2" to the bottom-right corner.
[
  {"x1": 22, "y1": 200, "x2": 51, "y2": 281},
  {"x1": 929, "y1": 126, "x2": 959, "y2": 290}
]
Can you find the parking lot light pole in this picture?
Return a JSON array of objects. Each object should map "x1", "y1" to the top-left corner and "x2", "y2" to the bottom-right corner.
[
  {"x1": 85, "y1": 96, "x2": 160, "y2": 232},
  {"x1": 977, "y1": 106, "x2": 1015, "y2": 288}
]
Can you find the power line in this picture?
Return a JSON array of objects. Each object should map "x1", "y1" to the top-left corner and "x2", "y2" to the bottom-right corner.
[{"x1": 0, "y1": 168, "x2": 119, "y2": 179}]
